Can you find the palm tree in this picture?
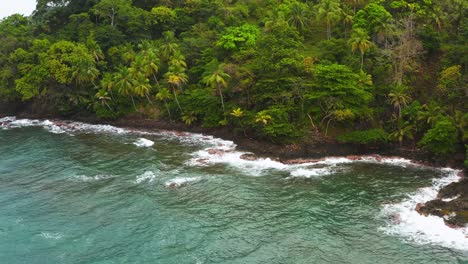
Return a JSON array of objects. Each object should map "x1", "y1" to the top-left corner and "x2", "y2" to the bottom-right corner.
[
  {"x1": 349, "y1": 28, "x2": 372, "y2": 70},
  {"x1": 165, "y1": 68, "x2": 188, "y2": 112},
  {"x1": 389, "y1": 120, "x2": 415, "y2": 146},
  {"x1": 86, "y1": 34, "x2": 104, "y2": 62},
  {"x1": 316, "y1": 0, "x2": 342, "y2": 40},
  {"x1": 160, "y1": 31, "x2": 179, "y2": 62},
  {"x1": 114, "y1": 66, "x2": 137, "y2": 110},
  {"x1": 168, "y1": 51, "x2": 187, "y2": 69},
  {"x1": 341, "y1": 5, "x2": 354, "y2": 38},
  {"x1": 202, "y1": 63, "x2": 231, "y2": 113},
  {"x1": 388, "y1": 85, "x2": 412, "y2": 118},
  {"x1": 95, "y1": 89, "x2": 114, "y2": 113},
  {"x1": 374, "y1": 21, "x2": 396, "y2": 48},
  {"x1": 155, "y1": 87, "x2": 172, "y2": 120},
  {"x1": 100, "y1": 72, "x2": 116, "y2": 100},
  {"x1": 287, "y1": 3, "x2": 309, "y2": 33},
  {"x1": 129, "y1": 55, "x2": 145, "y2": 78},
  {"x1": 72, "y1": 59, "x2": 99, "y2": 88},
  {"x1": 138, "y1": 41, "x2": 160, "y2": 82},
  {"x1": 417, "y1": 102, "x2": 443, "y2": 127},
  {"x1": 132, "y1": 75, "x2": 152, "y2": 103},
  {"x1": 345, "y1": 0, "x2": 365, "y2": 14}
]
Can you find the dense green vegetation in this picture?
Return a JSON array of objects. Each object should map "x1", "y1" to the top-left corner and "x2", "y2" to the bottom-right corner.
[{"x1": 0, "y1": 0, "x2": 466, "y2": 162}]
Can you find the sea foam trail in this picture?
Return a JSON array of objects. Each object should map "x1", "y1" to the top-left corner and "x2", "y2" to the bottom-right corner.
[
  {"x1": 40, "y1": 232, "x2": 63, "y2": 240},
  {"x1": 165, "y1": 177, "x2": 201, "y2": 187},
  {"x1": 380, "y1": 168, "x2": 468, "y2": 251},
  {"x1": 0, "y1": 116, "x2": 127, "y2": 134},
  {"x1": 72, "y1": 174, "x2": 113, "y2": 182},
  {"x1": 188, "y1": 145, "x2": 420, "y2": 178},
  {"x1": 135, "y1": 171, "x2": 156, "y2": 184},
  {"x1": 0, "y1": 117, "x2": 67, "y2": 134},
  {"x1": 134, "y1": 138, "x2": 154, "y2": 147}
]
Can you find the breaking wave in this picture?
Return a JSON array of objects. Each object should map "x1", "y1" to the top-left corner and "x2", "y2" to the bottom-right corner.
[
  {"x1": 380, "y1": 168, "x2": 468, "y2": 251},
  {"x1": 164, "y1": 177, "x2": 201, "y2": 187},
  {"x1": 134, "y1": 138, "x2": 154, "y2": 147},
  {"x1": 135, "y1": 171, "x2": 156, "y2": 184}
]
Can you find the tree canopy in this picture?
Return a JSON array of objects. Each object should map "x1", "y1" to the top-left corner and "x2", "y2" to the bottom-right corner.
[{"x1": 0, "y1": 0, "x2": 466, "y2": 160}]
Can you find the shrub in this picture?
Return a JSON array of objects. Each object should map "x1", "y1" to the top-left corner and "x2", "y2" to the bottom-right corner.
[
  {"x1": 337, "y1": 129, "x2": 388, "y2": 145},
  {"x1": 419, "y1": 117, "x2": 458, "y2": 155}
]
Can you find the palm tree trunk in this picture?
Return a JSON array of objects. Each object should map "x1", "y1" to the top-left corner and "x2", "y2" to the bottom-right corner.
[
  {"x1": 325, "y1": 118, "x2": 333, "y2": 136},
  {"x1": 131, "y1": 95, "x2": 137, "y2": 111},
  {"x1": 104, "y1": 101, "x2": 114, "y2": 113},
  {"x1": 218, "y1": 86, "x2": 225, "y2": 113},
  {"x1": 109, "y1": 89, "x2": 115, "y2": 101},
  {"x1": 172, "y1": 88, "x2": 182, "y2": 113},
  {"x1": 360, "y1": 51, "x2": 364, "y2": 70},
  {"x1": 163, "y1": 100, "x2": 172, "y2": 121},
  {"x1": 145, "y1": 93, "x2": 153, "y2": 104}
]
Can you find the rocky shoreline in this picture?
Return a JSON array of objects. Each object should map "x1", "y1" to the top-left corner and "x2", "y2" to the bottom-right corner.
[
  {"x1": 1, "y1": 113, "x2": 467, "y2": 227},
  {"x1": 416, "y1": 171, "x2": 467, "y2": 228}
]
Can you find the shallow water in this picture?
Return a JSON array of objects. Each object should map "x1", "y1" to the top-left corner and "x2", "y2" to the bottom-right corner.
[{"x1": 0, "y1": 119, "x2": 467, "y2": 263}]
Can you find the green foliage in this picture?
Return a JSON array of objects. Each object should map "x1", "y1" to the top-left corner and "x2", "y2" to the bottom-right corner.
[
  {"x1": 179, "y1": 88, "x2": 221, "y2": 128},
  {"x1": 316, "y1": 38, "x2": 350, "y2": 64},
  {"x1": 217, "y1": 24, "x2": 260, "y2": 50},
  {"x1": 419, "y1": 117, "x2": 458, "y2": 155},
  {"x1": 182, "y1": 112, "x2": 197, "y2": 125},
  {"x1": 254, "y1": 105, "x2": 301, "y2": 142},
  {"x1": 337, "y1": 129, "x2": 389, "y2": 144},
  {"x1": 47, "y1": 40, "x2": 97, "y2": 85},
  {"x1": 315, "y1": 0, "x2": 342, "y2": 39},
  {"x1": 151, "y1": 6, "x2": 176, "y2": 25},
  {"x1": 353, "y1": 3, "x2": 393, "y2": 36},
  {"x1": 465, "y1": 146, "x2": 468, "y2": 168},
  {"x1": 307, "y1": 64, "x2": 372, "y2": 116},
  {"x1": 0, "y1": 0, "x2": 465, "y2": 156}
]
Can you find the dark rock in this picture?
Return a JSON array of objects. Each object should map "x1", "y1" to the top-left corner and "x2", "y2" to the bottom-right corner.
[
  {"x1": 283, "y1": 158, "x2": 322, "y2": 165},
  {"x1": 416, "y1": 177, "x2": 468, "y2": 227},
  {"x1": 207, "y1": 149, "x2": 225, "y2": 155},
  {"x1": 240, "y1": 153, "x2": 257, "y2": 161},
  {"x1": 196, "y1": 158, "x2": 209, "y2": 164}
]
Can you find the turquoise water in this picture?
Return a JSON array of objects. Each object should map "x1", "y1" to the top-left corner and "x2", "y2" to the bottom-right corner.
[{"x1": 0, "y1": 122, "x2": 467, "y2": 263}]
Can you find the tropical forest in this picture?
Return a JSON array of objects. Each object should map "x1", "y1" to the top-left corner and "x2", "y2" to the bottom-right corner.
[{"x1": 0, "y1": 1, "x2": 467, "y2": 262}]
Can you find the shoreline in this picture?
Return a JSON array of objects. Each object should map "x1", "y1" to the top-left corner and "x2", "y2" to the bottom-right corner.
[
  {"x1": 11, "y1": 111, "x2": 465, "y2": 168},
  {"x1": 1, "y1": 113, "x2": 467, "y2": 228}
]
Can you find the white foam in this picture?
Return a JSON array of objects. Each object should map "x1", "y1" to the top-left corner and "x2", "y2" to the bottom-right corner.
[
  {"x1": 0, "y1": 117, "x2": 70, "y2": 134},
  {"x1": 156, "y1": 130, "x2": 237, "y2": 150},
  {"x1": 134, "y1": 138, "x2": 154, "y2": 147},
  {"x1": 442, "y1": 195, "x2": 460, "y2": 202},
  {"x1": 135, "y1": 171, "x2": 156, "y2": 184},
  {"x1": 40, "y1": 232, "x2": 63, "y2": 240},
  {"x1": 0, "y1": 116, "x2": 130, "y2": 135},
  {"x1": 164, "y1": 177, "x2": 201, "y2": 187},
  {"x1": 0, "y1": 116, "x2": 16, "y2": 123},
  {"x1": 188, "y1": 148, "x2": 287, "y2": 176},
  {"x1": 68, "y1": 122, "x2": 128, "y2": 134},
  {"x1": 72, "y1": 174, "x2": 113, "y2": 182},
  {"x1": 360, "y1": 156, "x2": 415, "y2": 167},
  {"x1": 380, "y1": 169, "x2": 468, "y2": 251},
  {"x1": 288, "y1": 167, "x2": 334, "y2": 178}
]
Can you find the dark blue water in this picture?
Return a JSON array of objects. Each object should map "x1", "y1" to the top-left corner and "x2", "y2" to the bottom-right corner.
[{"x1": 0, "y1": 121, "x2": 467, "y2": 263}]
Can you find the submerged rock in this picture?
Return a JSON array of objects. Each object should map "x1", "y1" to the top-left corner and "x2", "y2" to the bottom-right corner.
[
  {"x1": 345, "y1": 155, "x2": 363, "y2": 161},
  {"x1": 196, "y1": 158, "x2": 209, "y2": 165},
  {"x1": 240, "y1": 153, "x2": 257, "y2": 161},
  {"x1": 283, "y1": 158, "x2": 322, "y2": 165},
  {"x1": 207, "y1": 148, "x2": 226, "y2": 155}
]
